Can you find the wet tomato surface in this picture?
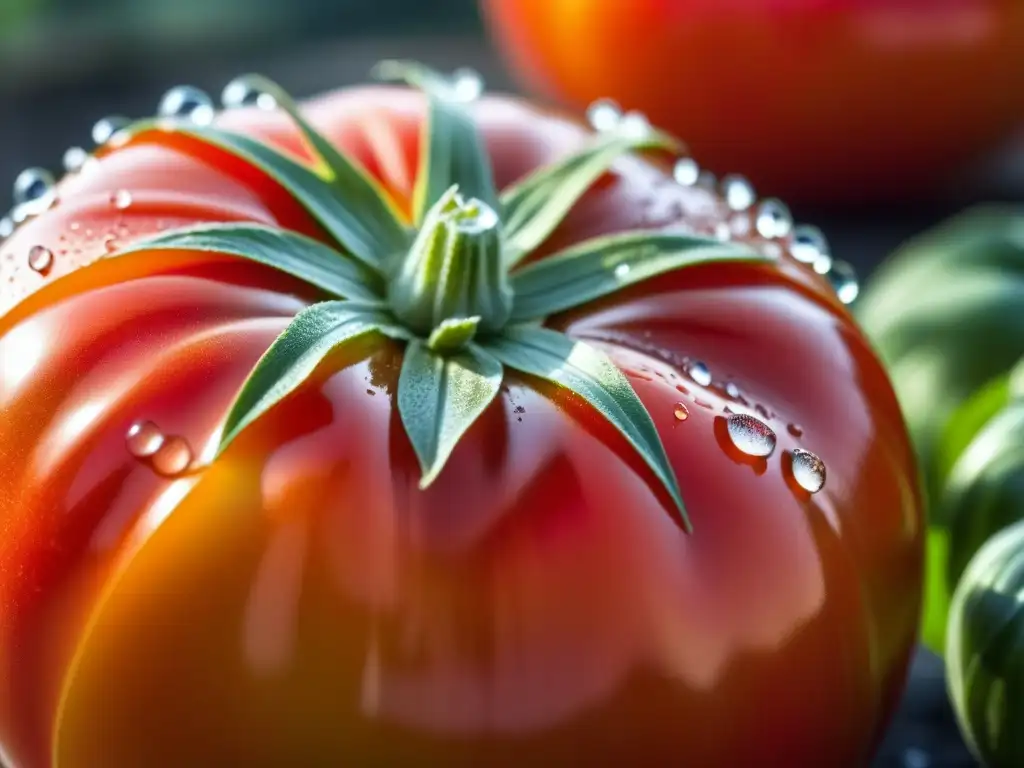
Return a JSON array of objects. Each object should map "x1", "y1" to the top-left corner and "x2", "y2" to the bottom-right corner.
[{"x1": 0, "y1": 85, "x2": 922, "y2": 765}]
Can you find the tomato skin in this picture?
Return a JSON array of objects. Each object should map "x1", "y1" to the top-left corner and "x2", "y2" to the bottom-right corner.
[
  {"x1": 481, "y1": 0, "x2": 1024, "y2": 203},
  {"x1": 0, "y1": 87, "x2": 921, "y2": 766}
]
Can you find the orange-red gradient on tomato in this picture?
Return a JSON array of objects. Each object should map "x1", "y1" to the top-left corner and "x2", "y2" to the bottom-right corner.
[
  {"x1": 0, "y1": 85, "x2": 921, "y2": 765},
  {"x1": 482, "y1": 0, "x2": 1024, "y2": 203}
]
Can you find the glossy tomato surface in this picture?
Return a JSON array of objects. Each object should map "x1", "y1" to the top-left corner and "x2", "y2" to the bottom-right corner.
[
  {"x1": 482, "y1": 0, "x2": 1024, "y2": 203},
  {"x1": 0, "y1": 86, "x2": 922, "y2": 766}
]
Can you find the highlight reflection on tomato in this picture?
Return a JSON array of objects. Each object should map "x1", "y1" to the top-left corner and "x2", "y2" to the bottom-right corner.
[
  {"x1": 481, "y1": 0, "x2": 1024, "y2": 203},
  {"x1": 0, "y1": 67, "x2": 922, "y2": 766}
]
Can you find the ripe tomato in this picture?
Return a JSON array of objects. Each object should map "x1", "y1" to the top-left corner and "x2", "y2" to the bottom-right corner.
[
  {"x1": 481, "y1": 0, "x2": 1024, "y2": 203},
  {"x1": 0, "y1": 75, "x2": 921, "y2": 766}
]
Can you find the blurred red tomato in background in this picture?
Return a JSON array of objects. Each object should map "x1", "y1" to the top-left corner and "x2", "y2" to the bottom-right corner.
[{"x1": 482, "y1": 0, "x2": 1024, "y2": 204}]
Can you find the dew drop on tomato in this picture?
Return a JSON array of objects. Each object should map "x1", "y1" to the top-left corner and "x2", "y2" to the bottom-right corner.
[
  {"x1": 27, "y1": 245, "x2": 53, "y2": 276},
  {"x1": 755, "y1": 198, "x2": 793, "y2": 240},
  {"x1": 721, "y1": 174, "x2": 755, "y2": 212},
  {"x1": 790, "y1": 449, "x2": 826, "y2": 493},
  {"x1": 158, "y1": 85, "x2": 215, "y2": 126},
  {"x1": 111, "y1": 190, "x2": 133, "y2": 210},
  {"x1": 828, "y1": 260, "x2": 860, "y2": 305},
  {"x1": 725, "y1": 413, "x2": 777, "y2": 457},
  {"x1": 724, "y1": 381, "x2": 741, "y2": 399},
  {"x1": 673, "y1": 402, "x2": 689, "y2": 421},
  {"x1": 688, "y1": 361, "x2": 712, "y2": 387},
  {"x1": 91, "y1": 115, "x2": 131, "y2": 147},
  {"x1": 151, "y1": 435, "x2": 194, "y2": 477},
  {"x1": 790, "y1": 224, "x2": 829, "y2": 265},
  {"x1": 13, "y1": 168, "x2": 56, "y2": 217},
  {"x1": 126, "y1": 421, "x2": 165, "y2": 459}
]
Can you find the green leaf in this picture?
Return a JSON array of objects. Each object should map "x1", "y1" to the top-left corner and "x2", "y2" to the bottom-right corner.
[
  {"x1": 397, "y1": 339, "x2": 504, "y2": 488},
  {"x1": 116, "y1": 222, "x2": 384, "y2": 301},
  {"x1": 234, "y1": 75, "x2": 409, "y2": 256},
  {"x1": 373, "y1": 59, "x2": 498, "y2": 224},
  {"x1": 510, "y1": 230, "x2": 761, "y2": 322},
  {"x1": 219, "y1": 301, "x2": 408, "y2": 452},
  {"x1": 500, "y1": 130, "x2": 682, "y2": 266},
  {"x1": 144, "y1": 120, "x2": 400, "y2": 273},
  {"x1": 427, "y1": 316, "x2": 481, "y2": 354},
  {"x1": 486, "y1": 325, "x2": 689, "y2": 532}
]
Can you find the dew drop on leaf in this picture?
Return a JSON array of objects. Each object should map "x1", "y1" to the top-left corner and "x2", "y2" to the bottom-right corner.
[
  {"x1": 27, "y1": 245, "x2": 53, "y2": 276},
  {"x1": 151, "y1": 435, "x2": 194, "y2": 477},
  {"x1": 222, "y1": 75, "x2": 278, "y2": 110},
  {"x1": 726, "y1": 413, "x2": 776, "y2": 457},
  {"x1": 126, "y1": 420, "x2": 165, "y2": 459},
  {"x1": 790, "y1": 448, "x2": 826, "y2": 493},
  {"x1": 586, "y1": 98, "x2": 622, "y2": 132}
]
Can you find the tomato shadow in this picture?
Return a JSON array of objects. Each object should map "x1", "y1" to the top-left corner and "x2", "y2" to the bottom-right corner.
[{"x1": 712, "y1": 415, "x2": 767, "y2": 476}]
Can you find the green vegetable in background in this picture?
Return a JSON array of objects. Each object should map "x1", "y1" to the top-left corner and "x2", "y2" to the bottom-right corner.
[{"x1": 857, "y1": 205, "x2": 1024, "y2": 653}]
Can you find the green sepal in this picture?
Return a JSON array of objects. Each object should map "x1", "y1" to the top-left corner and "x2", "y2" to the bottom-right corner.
[
  {"x1": 510, "y1": 231, "x2": 761, "y2": 322},
  {"x1": 500, "y1": 130, "x2": 682, "y2": 266},
  {"x1": 397, "y1": 339, "x2": 504, "y2": 488},
  {"x1": 427, "y1": 317, "x2": 480, "y2": 354},
  {"x1": 373, "y1": 59, "x2": 499, "y2": 224},
  {"x1": 219, "y1": 301, "x2": 409, "y2": 452},
  {"x1": 485, "y1": 325, "x2": 689, "y2": 532},
  {"x1": 115, "y1": 222, "x2": 384, "y2": 301}
]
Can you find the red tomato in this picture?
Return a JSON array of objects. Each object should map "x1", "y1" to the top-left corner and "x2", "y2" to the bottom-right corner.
[
  {"x1": 0, "y1": 84, "x2": 921, "y2": 765},
  {"x1": 482, "y1": 0, "x2": 1024, "y2": 203}
]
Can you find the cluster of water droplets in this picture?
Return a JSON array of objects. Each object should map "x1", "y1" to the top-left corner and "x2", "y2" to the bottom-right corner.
[
  {"x1": 584, "y1": 97, "x2": 859, "y2": 305},
  {"x1": 126, "y1": 420, "x2": 194, "y2": 477}
]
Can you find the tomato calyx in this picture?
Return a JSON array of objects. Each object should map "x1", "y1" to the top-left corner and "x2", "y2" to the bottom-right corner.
[{"x1": 69, "y1": 62, "x2": 781, "y2": 531}]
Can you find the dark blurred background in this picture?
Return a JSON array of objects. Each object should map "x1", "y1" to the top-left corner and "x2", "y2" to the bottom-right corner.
[{"x1": 1, "y1": 1, "x2": 1020, "y2": 765}]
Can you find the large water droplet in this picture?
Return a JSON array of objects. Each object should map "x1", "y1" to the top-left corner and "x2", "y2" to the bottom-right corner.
[
  {"x1": 828, "y1": 260, "x2": 859, "y2": 304},
  {"x1": 111, "y1": 189, "x2": 132, "y2": 210},
  {"x1": 222, "y1": 75, "x2": 277, "y2": 110},
  {"x1": 790, "y1": 224, "x2": 829, "y2": 264},
  {"x1": 790, "y1": 449, "x2": 826, "y2": 493},
  {"x1": 62, "y1": 147, "x2": 90, "y2": 175},
  {"x1": 688, "y1": 361, "x2": 712, "y2": 387},
  {"x1": 450, "y1": 67, "x2": 484, "y2": 101},
  {"x1": 13, "y1": 168, "x2": 56, "y2": 215},
  {"x1": 126, "y1": 420, "x2": 165, "y2": 458},
  {"x1": 755, "y1": 198, "x2": 793, "y2": 240},
  {"x1": 27, "y1": 245, "x2": 53, "y2": 275},
  {"x1": 586, "y1": 98, "x2": 622, "y2": 132},
  {"x1": 91, "y1": 116, "x2": 131, "y2": 146},
  {"x1": 151, "y1": 435, "x2": 193, "y2": 477},
  {"x1": 726, "y1": 413, "x2": 776, "y2": 457},
  {"x1": 673, "y1": 402, "x2": 689, "y2": 421},
  {"x1": 673, "y1": 157, "x2": 700, "y2": 186},
  {"x1": 721, "y1": 174, "x2": 755, "y2": 211},
  {"x1": 158, "y1": 85, "x2": 215, "y2": 125}
]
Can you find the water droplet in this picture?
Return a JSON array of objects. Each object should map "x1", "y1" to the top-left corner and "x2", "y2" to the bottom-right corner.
[
  {"x1": 62, "y1": 146, "x2": 90, "y2": 174},
  {"x1": 688, "y1": 361, "x2": 712, "y2": 387},
  {"x1": 111, "y1": 190, "x2": 132, "y2": 210},
  {"x1": 0, "y1": 216, "x2": 13, "y2": 240},
  {"x1": 813, "y1": 253, "x2": 833, "y2": 275},
  {"x1": 755, "y1": 198, "x2": 793, "y2": 240},
  {"x1": 587, "y1": 98, "x2": 622, "y2": 132},
  {"x1": 158, "y1": 85, "x2": 215, "y2": 125},
  {"x1": 13, "y1": 167, "x2": 56, "y2": 215},
  {"x1": 724, "y1": 382, "x2": 741, "y2": 399},
  {"x1": 91, "y1": 115, "x2": 131, "y2": 146},
  {"x1": 828, "y1": 260, "x2": 859, "y2": 304},
  {"x1": 790, "y1": 224, "x2": 829, "y2": 264},
  {"x1": 787, "y1": 423, "x2": 803, "y2": 437},
  {"x1": 901, "y1": 747, "x2": 931, "y2": 768},
  {"x1": 614, "y1": 263, "x2": 631, "y2": 278},
  {"x1": 673, "y1": 403, "x2": 689, "y2": 421},
  {"x1": 790, "y1": 449, "x2": 826, "y2": 493},
  {"x1": 126, "y1": 420, "x2": 165, "y2": 458},
  {"x1": 450, "y1": 67, "x2": 483, "y2": 101},
  {"x1": 725, "y1": 413, "x2": 776, "y2": 457},
  {"x1": 721, "y1": 174, "x2": 755, "y2": 211},
  {"x1": 27, "y1": 245, "x2": 53, "y2": 275},
  {"x1": 151, "y1": 435, "x2": 193, "y2": 477},
  {"x1": 619, "y1": 111, "x2": 651, "y2": 139},
  {"x1": 221, "y1": 75, "x2": 277, "y2": 110},
  {"x1": 673, "y1": 157, "x2": 700, "y2": 186}
]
